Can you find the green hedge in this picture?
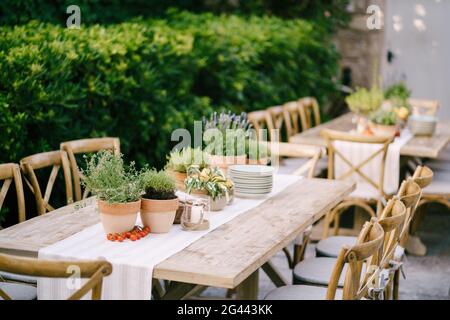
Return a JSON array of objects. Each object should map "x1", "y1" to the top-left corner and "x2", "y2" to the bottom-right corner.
[
  {"x1": 1, "y1": 0, "x2": 349, "y2": 31},
  {"x1": 0, "y1": 11, "x2": 339, "y2": 170}
]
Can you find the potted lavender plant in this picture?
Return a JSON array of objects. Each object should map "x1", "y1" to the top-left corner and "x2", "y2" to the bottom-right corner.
[{"x1": 203, "y1": 111, "x2": 250, "y2": 172}]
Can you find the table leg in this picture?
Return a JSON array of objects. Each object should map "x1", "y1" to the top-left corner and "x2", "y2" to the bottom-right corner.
[
  {"x1": 161, "y1": 281, "x2": 206, "y2": 300},
  {"x1": 235, "y1": 270, "x2": 259, "y2": 300},
  {"x1": 262, "y1": 261, "x2": 287, "y2": 287}
]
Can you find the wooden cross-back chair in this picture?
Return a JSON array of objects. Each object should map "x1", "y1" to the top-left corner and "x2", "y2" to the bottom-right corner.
[
  {"x1": 298, "y1": 97, "x2": 321, "y2": 131},
  {"x1": 61, "y1": 137, "x2": 120, "y2": 202},
  {"x1": 20, "y1": 151, "x2": 73, "y2": 216},
  {"x1": 283, "y1": 101, "x2": 302, "y2": 139},
  {"x1": 265, "y1": 219, "x2": 384, "y2": 300},
  {"x1": 291, "y1": 197, "x2": 405, "y2": 294},
  {"x1": 0, "y1": 253, "x2": 112, "y2": 300},
  {"x1": 0, "y1": 164, "x2": 26, "y2": 222},
  {"x1": 266, "y1": 106, "x2": 285, "y2": 142},
  {"x1": 409, "y1": 98, "x2": 439, "y2": 116},
  {"x1": 320, "y1": 129, "x2": 394, "y2": 238},
  {"x1": 247, "y1": 110, "x2": 271, "y2": 141}
]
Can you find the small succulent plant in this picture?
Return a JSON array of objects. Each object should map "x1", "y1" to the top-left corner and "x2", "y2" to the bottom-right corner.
[{"x1": 165, "y1": 147, "x2": 210, "y2": 173}]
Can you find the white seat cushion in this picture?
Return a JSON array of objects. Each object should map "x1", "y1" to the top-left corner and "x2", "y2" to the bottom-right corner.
[
  {"x1": 316, "y1": 236, "x2": 357, "y2": 258},
  {"x1": 0, "y1": 271, "x2": 37, "y2": 284},
  {"x1": 427, "y1": 160, "x2": 450, "y2": 172},
  {"x1": 265, "y1": 284, "x2": 343, "y2": 300},
  {"x1": 0, "y1": 282, "x2": 37, "y2": 300},
  {"x1": 348, "y1": 182, "x2": 382, "y2": 200},
  {"x1": 436, "y1": 146, "x2": 450, "y2": 161},
  {"x1": 293, "y1": 257, "x2": 346, "y2": 287},
  {"x1": 423, "y1": 171, "x2": 450, "y2": 195}
]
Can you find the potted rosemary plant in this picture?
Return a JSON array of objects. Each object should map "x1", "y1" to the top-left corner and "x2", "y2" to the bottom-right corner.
[
  {"x1": 165, "y1": 147, "x2": 210, "y2": 191},
  {"x1": 140, "y1": 169, "x2": 179, "y2": 233},
  {"x1": 185, "y1": 166, "x2": 234, "y2": 211},
  {"x1": 82, "y1": 151, "x2": 143, "y2": 234}
]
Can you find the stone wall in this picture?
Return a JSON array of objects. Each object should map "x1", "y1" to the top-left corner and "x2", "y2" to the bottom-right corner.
[{"x1": 335, "y1": 0, "x2": 385, "y2": 88}]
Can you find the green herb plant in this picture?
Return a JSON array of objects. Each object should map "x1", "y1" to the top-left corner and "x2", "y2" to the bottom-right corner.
[
  {"x1": 140, "y1": 169, "x2": 177, "y2": 200},
  {"x1": 345, "y1": 86, "x2": 384, "y2": 116},
  {"x1": 82, "y1": 151, "x2": 143, "y2": 204}
]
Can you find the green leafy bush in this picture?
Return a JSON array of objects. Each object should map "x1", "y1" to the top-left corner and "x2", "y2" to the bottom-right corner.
[
  {"x1": 0, "y1": 0, "x2": 350, "y2": 32},
  {"x1": 82, "y1": 151, "x2": 143, "y2": 203},
  {"x1": 0, "y1": 12, "x2": 339, "y2": 172}
]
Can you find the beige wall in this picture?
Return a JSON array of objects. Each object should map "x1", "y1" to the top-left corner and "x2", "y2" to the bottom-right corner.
[{"x1": 382, "y1": 0, "x2": 450, "y2": 119}]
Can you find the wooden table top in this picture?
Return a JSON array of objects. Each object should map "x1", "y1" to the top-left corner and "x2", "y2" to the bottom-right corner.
[
  {"x1": 289, "y1": 113, "x2": 450, "y2": 159},
  {"x1": 0, "y1": 178, "x2": 355, "y2": 289}
]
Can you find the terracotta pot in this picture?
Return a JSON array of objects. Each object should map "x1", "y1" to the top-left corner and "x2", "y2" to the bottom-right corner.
[
  {"x1": 247, "y1": 157, "x2": 269, "y2": 165},
  {"x1": 98, "y1": 200, "x2": 140, "y2": 234},
  {"x1": 369, "y1": 122, "x2": 397, "y2": 137},
  {"x1": 167, "y1": 169, "x2": 187, "y2": 191},
  {"x1": 140, "y1": 198, "x2": 179, "y2": 233}
]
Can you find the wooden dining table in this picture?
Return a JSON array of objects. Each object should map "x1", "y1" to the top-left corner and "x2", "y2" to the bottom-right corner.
[
  {"x1": 0, "y1": 178, "x2": 354, "y2": 300},
  {"x1": 289, "y1": 113, "x2": 450, "y2": 159}
]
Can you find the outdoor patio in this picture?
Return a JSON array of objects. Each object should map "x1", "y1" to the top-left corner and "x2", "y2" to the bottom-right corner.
[{"x1": 1, "y1": 0, "x2": 449, "y2": 303}]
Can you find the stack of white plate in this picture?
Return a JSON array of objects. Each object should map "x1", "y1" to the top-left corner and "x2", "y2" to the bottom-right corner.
[
  {"x1": 229, "y1": 165, "x2": 274, "y2": 198},
  {"x1": 409, "y1": 115, "x2": 437, "y2": 136}
]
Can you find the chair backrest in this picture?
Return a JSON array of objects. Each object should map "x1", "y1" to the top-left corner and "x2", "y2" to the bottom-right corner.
[
  {"x1": 409, "y1": 98, "x2": 439, "y2": 116},
  {"x1": 60, "y1": 137, "x2": 120, "y2": 201},
  {"x1": 378, "y1": 199, "x2": 407, "y2": 267},
  {"x1": 321, "y1": 129, "x2": 394, "y2": 198},
  {"x1": 20, "y1": 151, "x2": 73, "y2": 215},
  {"x1": 0, "y1": 164, "x2": 26, "y2": 222},
  {"x1": 283, "y1": 101, "x2": 302, "y2": 139},
  {"x1": 248, "y1": 110, "x2": 270, "y2": 141},
  {"x1": 0, "y1": 253, "x2": 112, "y2": 300},
  {"x1": 396, "y1": 165, "x2": 431, "y2": 247},
  {"x1": 326, "y1": 218, "x2": 384, "y2": 300},
  {"x1": 266, "y1": 106, "x2": 285, "y2": 142},
  {"x1": 298, "y1": 97, "x2": 321, "y2": 130}
]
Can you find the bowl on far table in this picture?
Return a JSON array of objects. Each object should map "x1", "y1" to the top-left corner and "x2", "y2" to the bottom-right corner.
[{"x1": 408, "y1": 115, "x2": 437, "y2": 136}]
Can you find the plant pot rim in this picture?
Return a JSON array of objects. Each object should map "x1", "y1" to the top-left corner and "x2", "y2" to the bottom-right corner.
[
  {"x1": 142, "y1": 197, "x2": 179, "y2": 202},
  {"x1": 97, "y1": 199, "x2": 141, "y2": 206},
  {"x1": 98, "y1": 199, "x2": 141, "y2": 216}
]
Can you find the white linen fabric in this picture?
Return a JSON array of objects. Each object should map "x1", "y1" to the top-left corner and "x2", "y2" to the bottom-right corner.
[
  {"x1": 334, "y1": 130, "x2": 413, "y2": 199},
  {"x1": 37, "y1": 174, "x2": 300, "y2": 300}
]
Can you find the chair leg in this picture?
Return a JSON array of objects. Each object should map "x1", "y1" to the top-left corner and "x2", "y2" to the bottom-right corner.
[{"x1": 393, "y1": 269, "x2": 400, "y2": 300}]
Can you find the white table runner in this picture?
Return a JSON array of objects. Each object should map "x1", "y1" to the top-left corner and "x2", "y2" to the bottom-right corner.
[
  {"x1": 334, "y1": 129, "x2": 413, "y2": 198},
  {"x1": 37, "y1": 174, "x2": 300, "y2": 300}
]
